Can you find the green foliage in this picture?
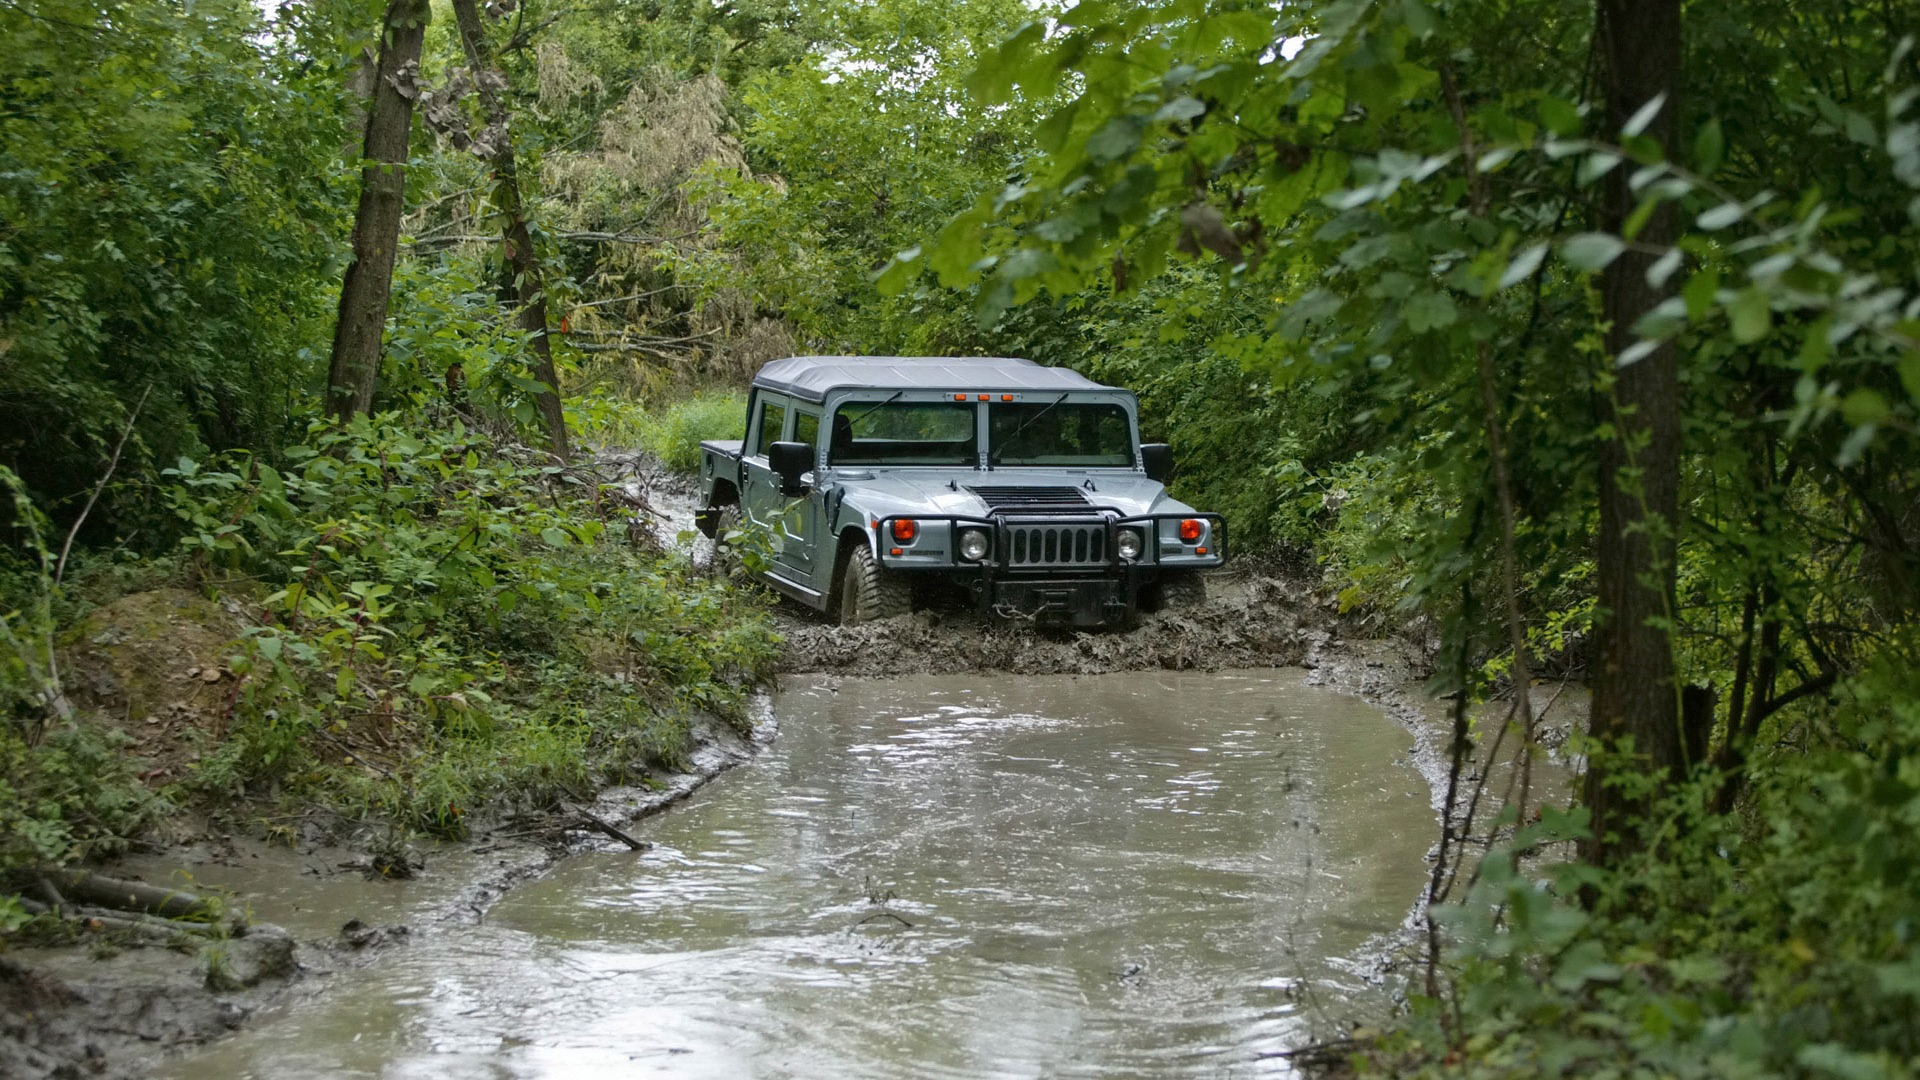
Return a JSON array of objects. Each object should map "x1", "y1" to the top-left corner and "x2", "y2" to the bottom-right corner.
[
  {"x1": 1, "y1": 469, "x2": 164, "y2": 872},
  {"x1": 0, "y1": 725, "x2": 162, "y2": 871},
  {"x1": 0, "y1": 0, "x2": 355, "y2": 530},
  {"x1": 163, "y1": 416, "x2": 778, "y2": 832},
  {"x1": 630, "y1": 392, "x2": 749, "y2": 472},
  {"x1": 1374, "y1": 649, "x2": 1920, "y2": 1077}
]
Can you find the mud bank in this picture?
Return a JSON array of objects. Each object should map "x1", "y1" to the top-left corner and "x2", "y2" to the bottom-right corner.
[
  {"x1": 775, "y1": 563, "x2": 1389, "y2": 676},
  {"x1": 0, "y1": 711, "x2": 766, "y2": 1080}
]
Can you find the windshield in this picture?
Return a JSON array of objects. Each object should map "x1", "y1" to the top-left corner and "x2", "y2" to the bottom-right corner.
[
  {"x1": 828, "y1": 402, "x2": 977, "y2": 466},
  {"x1": 989, "y1": 401, "x2": 1134, "y2": 467}
]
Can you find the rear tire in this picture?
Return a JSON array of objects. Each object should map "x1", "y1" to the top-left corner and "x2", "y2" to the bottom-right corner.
[
  {"x1": 710, "y1": 504, "x2": 741, "y2": 574},
  {"x1": 838, "y1": 544, "x2": 911, "y2": 625}
]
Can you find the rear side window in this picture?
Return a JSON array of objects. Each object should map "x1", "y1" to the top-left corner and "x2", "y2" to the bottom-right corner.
[
  {"x1": 754, "y1": 398, "x2": 787, "y2": 456},
  {"x1": 793, "y1": 410, "x2": 820, "y2": 455}
]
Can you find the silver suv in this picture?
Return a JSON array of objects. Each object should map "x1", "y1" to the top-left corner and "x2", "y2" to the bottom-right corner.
[{"x1": 695, "y1": 356, "x2": 1224, "y2": 627}]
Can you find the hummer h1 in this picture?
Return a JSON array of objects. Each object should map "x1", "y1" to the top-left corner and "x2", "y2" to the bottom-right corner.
[{"x1": 695, "y1": 356, "x2": 1224, "y2": 627}]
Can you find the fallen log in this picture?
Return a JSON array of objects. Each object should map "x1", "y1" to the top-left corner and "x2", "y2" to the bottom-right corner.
[
  {"x1": 32, "y1": 869, "x2": 217, "y2": 921},
  {"x1": 16, "y1": 897, "x2": 217, "y2": 940}
]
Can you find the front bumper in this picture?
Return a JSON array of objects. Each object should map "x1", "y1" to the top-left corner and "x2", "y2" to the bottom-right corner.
[{"x1": 874, "y1": 512, "x2": 1225, "y2": 627}]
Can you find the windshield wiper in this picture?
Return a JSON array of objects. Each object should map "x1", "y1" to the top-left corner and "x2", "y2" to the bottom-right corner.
[
  {"x1": 841, "y1": 390, "x2": 905, "y2": 431},
  {"x1": 991, "y1": 393, "x2": 1068, "y2": 465}
]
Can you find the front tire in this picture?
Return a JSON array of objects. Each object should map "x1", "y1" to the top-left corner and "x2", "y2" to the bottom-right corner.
[
  {"x1": 1143, "y1": 571, "x2": 1207, "y2": 613},
  {"x1": 838, "y1": 544, "x2": 911, "y2": 625}
]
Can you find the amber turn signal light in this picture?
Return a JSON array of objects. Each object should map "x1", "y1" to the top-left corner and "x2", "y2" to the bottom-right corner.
[
  {"x1": 890, "y1": 519, "x2": 919, "y2": 543},
  {"x1": 1179, "y1": 518, "x2": 1204, "y2": 543}
]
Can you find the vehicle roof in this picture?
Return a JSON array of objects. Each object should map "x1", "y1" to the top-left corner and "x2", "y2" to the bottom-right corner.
[{"x1": 751, "y1": 356, "x2": 1109, "y2": 402}]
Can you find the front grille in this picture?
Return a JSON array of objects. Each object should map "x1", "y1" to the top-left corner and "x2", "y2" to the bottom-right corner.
[
  {"x1": 1007, "y1": 523, "x2": 1107, "y2": 566},
  {"x1": 967, "y1": 485, "x2": 1091, "y2": 514}
]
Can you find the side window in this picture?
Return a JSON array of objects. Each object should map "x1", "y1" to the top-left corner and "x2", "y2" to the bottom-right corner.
[
  {"x1": 792, "y1": 410, "x2": 820, "y2": 457},
  {"x1": 754, "y1": 398, "x2": 787, "y2": 457}
]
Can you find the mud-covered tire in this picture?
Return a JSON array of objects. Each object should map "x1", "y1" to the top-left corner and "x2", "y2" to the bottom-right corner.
[
  {"x1": 1144, "y1": 571, "x2": 1207, "y2": 613},
  {"x1": 838, "y1": 544, "x2": 911, "y2": 625},
  {"x1": 709, "y1": 504, "x2": 742, "y2": 574}
]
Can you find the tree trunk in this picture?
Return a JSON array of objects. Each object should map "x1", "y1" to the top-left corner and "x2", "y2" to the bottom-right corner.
[
  {"x1": 451, "y1": 0, "x2": 571, "y2": 462},
  {"x1": 1582, "y1": 0, "x2": 1686, "y2": 867},
  {"x1": 326, "y1": 0, "x2": 430, "y2": 423}
]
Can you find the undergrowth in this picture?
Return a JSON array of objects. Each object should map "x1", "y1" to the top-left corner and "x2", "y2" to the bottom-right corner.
[
  {"x1": 1, "y1": 416, "x2": 778, "y2": 870},
  {"x1": 163, "y1": 415, "x2": 778, "y2": 834},
  {"x1": 1364, "y1": 647, "x2": 1920, "y2": 1079}
]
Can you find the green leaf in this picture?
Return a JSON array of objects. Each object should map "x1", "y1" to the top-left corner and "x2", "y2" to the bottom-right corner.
[
  {"x1": 1683, "y1": 267, "x2": 1720, "y2": 321},
  {"x1": 1086, "y1": 116, "x2": 1144, "y2": 163},
  {"x1": 1578, "y1": 151, "x2": 1621, "y2": 185},
  {"x1": 1620, "y1": 92, "x2": 1667, "y2": 138},
  {"x1": 1645, "y1": 248, "x2": 1683, "y2": 289},
  {"x1": 1841, "y1": 388, "x2": 1890, "y2": 427},
  {"x1": 1499, "y1": 243, "x2": 1548, "y2": 289},
  {"x1": 1693, "y1": 117, "x2": 1725, "y2": 174},
  {"x1": 1560, "y1": 233, "x2": 1626, "y2": 272},
  {"x1": 1898, "y1": 351, "x2": 1920, "y2": 405},
  {"x1": 1698, "y1": 202, "x2": 1744, "y2": 230},
  {"x1": 540, "y1": 526, "x2": 570, "y2": 547},
  {"x1": 1152, "y1": 96, "x2": 1206, "y2": 125},
  {"x1": 1797, "y1": 1042, "x2": 1897, "y2": 1080},
  {"x1": 1403, "y1": 290, "x2": 1458, "y2": 332},
  {"x1": 1729, "y1": 286, "x2": 1771, "y2": 343},
  {"x1": 1539, "y1": 94, "x2": 1581, "y2": 137}
]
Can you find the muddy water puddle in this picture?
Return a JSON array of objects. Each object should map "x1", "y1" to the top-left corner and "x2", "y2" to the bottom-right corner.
[{"x1": 163, "y1": 669, "x2": 1433, "y2": 1078}]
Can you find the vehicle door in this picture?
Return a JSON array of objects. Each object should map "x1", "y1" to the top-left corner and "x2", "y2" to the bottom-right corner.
[
  {"x1": 741, "y1": 393, "x2": 788, "y2": 555},
  {"x1": 773, "y1": 406, "x2": 820, "y2": 581}
]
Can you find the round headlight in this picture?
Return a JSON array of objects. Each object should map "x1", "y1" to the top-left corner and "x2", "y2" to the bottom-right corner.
[
  {"x1": 1116, "y1": 527, "x2": 1144, "y2": 561},
  {"x1": 959, "y1": 528, "x2": 990, "y2": 562}
]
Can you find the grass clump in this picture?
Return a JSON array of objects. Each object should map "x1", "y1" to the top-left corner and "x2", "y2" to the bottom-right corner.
[{"x1": 633, "y1": 392, "x2": 747, "y2": 472}]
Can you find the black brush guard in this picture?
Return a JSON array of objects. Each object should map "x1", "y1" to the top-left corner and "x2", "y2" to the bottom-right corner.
[{"x1": 874, "y1": 511, "x2": 1225, "y2": 627}]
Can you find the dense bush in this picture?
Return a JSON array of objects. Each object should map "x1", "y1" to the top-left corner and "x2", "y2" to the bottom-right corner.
[
  {"x1": 1369, "y1": 650, "x2": 1920, "y2": 1077},
  {"x1": 0, "y1": 1, "x2": 354, "y2": 531}
]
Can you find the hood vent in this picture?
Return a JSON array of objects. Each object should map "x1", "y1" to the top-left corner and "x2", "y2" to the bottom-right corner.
[{"x1": 966, "y1": 485, "x2": 1092, "y2": 514}]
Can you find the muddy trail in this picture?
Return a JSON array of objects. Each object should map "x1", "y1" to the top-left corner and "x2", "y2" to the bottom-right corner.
[{"x1": 609, "y1": 447, "x2": 1432, "y2": 682}]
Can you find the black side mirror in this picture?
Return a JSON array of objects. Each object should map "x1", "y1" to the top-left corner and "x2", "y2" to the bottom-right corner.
[
  {"x1": 1141, "y1": 443, "x2": 1175, "y2": 483},
  {"x1": 768, "y1": 441, "x2": 813, "y2": 495}
]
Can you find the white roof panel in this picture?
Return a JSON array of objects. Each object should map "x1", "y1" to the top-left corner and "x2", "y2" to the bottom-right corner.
[{"x1": 751, "y1": 356, "x2": 1108, "y2": 402}]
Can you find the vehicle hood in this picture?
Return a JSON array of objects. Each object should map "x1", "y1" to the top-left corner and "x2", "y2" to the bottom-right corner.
[{"x1": 826, "y1": 468, "x2": 1192, "y2": 520}]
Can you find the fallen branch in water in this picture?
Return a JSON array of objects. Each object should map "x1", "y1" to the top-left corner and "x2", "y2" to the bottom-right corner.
[
  {"x1": 567, "y1": 805, "x2": 651, "y2": 851},
  {"x1": 852, "y1": 910, "x2": 913, "y2": 929}
]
